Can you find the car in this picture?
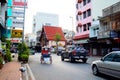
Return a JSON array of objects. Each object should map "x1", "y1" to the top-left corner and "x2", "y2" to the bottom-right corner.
[
  {"x1": 57, "y1": 47, "x2": 65, "y2": 56},
  {"x1": 29, "y1": 48, "x2": 35, "y2": 55},
  {"x1": 91, "y1": 51, "x2": 120, "y2": 79},
  {"x1": 61, "y1": 45, "x2": 88, "y2": 63}
]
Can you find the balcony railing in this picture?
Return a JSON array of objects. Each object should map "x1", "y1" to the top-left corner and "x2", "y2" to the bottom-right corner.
[{"x1": 103, "y1": 1, "x2": 120, "y2": 17}]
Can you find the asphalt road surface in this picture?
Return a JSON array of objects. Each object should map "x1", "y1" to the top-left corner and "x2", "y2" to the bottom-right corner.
[{"x1": 28, "y1": 53, "x2": 117, "y2": 80}]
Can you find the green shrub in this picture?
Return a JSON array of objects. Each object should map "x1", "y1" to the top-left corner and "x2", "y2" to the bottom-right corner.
[
  {"x1": 0, "y1": 56, "x2": 3, "y2": 65},
  {"x1": 21, "y1": 54, "x2": 29, "y2": 63},
  {"x1": 4, "y1": 49, "x2": 12, "y2": 62},
  {"x1": 0, "y1": 56, "x2": 3, "y2": 69}
]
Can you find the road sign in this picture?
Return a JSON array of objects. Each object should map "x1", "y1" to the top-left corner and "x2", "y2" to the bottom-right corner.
[
  {"x1": 12, "y1": 8, "x2": 24, "y2": 17},
  {"x1": 12, "y1": 18, "x2": 24, "y2": 28}
]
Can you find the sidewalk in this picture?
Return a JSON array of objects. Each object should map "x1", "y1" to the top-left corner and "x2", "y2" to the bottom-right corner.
[{"x1": 0, "y1": 54, "x2": 22, "y2": 80}]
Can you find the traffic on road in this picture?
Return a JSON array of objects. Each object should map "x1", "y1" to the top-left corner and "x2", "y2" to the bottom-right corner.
[{"x1": 28, "y1": 53, "x2": 120, "y2": 80}]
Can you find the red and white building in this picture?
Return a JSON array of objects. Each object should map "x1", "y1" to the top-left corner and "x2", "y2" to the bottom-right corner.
[{"x1": 39, "y1": 26, "x2": 66, "y2": 48}]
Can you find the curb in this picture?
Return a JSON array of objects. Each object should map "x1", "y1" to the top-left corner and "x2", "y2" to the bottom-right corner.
[{"x1": 26, "y1": 64, "x2": 36, "y2": 80}]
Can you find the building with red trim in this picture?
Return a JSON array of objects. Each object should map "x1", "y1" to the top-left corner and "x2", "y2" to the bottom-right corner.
[
  {"x1": 39, "y1": 26, "x2": 66, "y2": 47},
  {"x1": 75, "y1": 0, "x2": 120, "y2": 56}
]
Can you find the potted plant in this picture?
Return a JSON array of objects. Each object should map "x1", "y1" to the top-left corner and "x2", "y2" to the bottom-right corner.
[{"x1": 0, "y1": 56, "x2": 3, "y2": 69}]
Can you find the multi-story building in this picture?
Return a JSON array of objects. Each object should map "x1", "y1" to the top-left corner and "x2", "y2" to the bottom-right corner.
[
  {"x1": 97, "y1": 1, "x2": 120, "y2": 56},
  {"x1": 0, "y1": 0, "x2": 7, "y2": 41},
  {"x1": 33, "y1": 12, "x2": 59, "y2": 45},
  {"x1": 74, "y1": 0, "x2": 120, "y2": 55},
  {"x1": 6, "y1": 0, "x2": 13, "y2": 38},
  {"x1": 25, "y1": 33, "x2": 36, "y2": 47},
  {"x1": 33, "y1": 12, "x2": 59, "y2": 34}
]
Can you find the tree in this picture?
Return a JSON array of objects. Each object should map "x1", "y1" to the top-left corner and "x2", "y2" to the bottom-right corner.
[{"x1": 54, "y1": 33, "x2": 62, "y2": 53}]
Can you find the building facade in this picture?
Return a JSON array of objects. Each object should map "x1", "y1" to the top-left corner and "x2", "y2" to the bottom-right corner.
[
  {"x1": 39, "y1": 26, "x2": 66, "y2": 48},
  {"x1": 97, "y1": 1, "x2": 120, "y2": 56},
  {"x1": 32, "y1": 12, "x2": 59, "y2": 34},
  {"x1": 74, "y1": 0, "x2": 120, "y2": 55},
  {"x1": 0, "y1": 0, "x2": 7, "y2": 42},
  {"x1": 32, "y1": 12, "x2": 59, "y2": 45},
  {"x1": 25, "y1": 33, "x2": 36, "y2": 47}
]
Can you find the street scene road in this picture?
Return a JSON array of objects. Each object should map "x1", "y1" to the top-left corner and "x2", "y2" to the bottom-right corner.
[{"x1": 28, "y1": 54, "x2": 115, "y2": 80}]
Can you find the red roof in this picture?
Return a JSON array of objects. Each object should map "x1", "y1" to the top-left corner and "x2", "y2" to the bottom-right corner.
[
  {"x1": 43, "y1": 26, "x2": 66, "y2": 41},
  {"x1": 73, "y1": 34, "x2": 89, "y2": 40}
]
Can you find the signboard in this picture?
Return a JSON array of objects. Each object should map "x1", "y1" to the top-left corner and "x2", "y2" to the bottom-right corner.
[
  {"x1": 12, "y1": 18, "x2": 24, "y2": 28},
  {"x1": 11, "y1": 29, "x2": 23, "y2": 38},
  {"x1": 13, "y1": 0, "x2": 27, "y2": 7},
  {"x1": 12, "y1": 8, "x2": 24, "y2": 17}
]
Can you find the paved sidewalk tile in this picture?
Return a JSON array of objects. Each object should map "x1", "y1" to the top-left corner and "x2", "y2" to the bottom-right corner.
[{"x1": 0, "y1": 61, "x2": 21, "y2": 80}]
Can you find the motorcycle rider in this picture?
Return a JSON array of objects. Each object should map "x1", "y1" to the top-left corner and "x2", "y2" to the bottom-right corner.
[{"x1": 41, "y1": 46, "x2": 52, "y2": 63}]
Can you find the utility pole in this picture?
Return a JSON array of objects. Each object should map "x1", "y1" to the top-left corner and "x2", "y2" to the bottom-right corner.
[{"x1": 22, "y1": 0, "x2": 26, "y2": 43}]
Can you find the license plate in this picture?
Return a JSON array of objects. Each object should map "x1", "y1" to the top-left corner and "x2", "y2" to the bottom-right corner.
[
  {"x1": 74, "y1": 56, "x2": 79, "y2": 58},
  {"x1": 80, "y1": 56, "x2": 84, "y2": 58}
]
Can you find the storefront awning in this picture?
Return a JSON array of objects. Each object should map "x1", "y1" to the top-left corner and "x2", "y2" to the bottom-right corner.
[
  {"x1": 78, "y1": 0, "x2": 82, "y2": 3},
  {"x1": 73, "y1": 34, "x2": 89, "y2": 40},
  {"x1": 78, "y1": 11, "x2": 82, "y2": 15},
  {"x1": 74, "y1": 39, "x2": 88, "y2": 44}
]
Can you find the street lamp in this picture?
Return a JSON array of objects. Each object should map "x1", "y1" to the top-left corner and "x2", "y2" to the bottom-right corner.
[{"x1": 69, "y1": 16, "x2": 74, "y2": 43}]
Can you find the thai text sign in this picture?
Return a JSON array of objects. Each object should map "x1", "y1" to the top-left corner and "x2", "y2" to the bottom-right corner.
[
  {"x1": 12, "y1": 8, "x2": 24, "y2": 17},
  {"x1": 12, "y1": 18, "x2": 24, "y2": 28},
  {"x1": 11, "y1": 29, "x2": 23, "y2": 38}
]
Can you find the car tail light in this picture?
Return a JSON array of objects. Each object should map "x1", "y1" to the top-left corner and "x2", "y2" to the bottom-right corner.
[{"x1": 72, "y1": 50, "x2": 76, "y2": 55}]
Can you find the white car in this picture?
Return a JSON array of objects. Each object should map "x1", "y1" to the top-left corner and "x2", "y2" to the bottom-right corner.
[{"x1": 91, "y1": 51, "x2": 120, "y2": 79}]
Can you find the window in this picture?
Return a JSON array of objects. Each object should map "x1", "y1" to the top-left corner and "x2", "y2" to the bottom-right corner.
[
  {"x1": 87, "y1": 9, "x2": 91, "y2": 17},
  {"x1": 104, "y1": 53, "x2": 116, "y2": 61},
  {"x1": 87, "y1": 23, "x2": 91, "y2": 30},
  {"x1": 103, "y1": 22, "x2": 108, "y2": 31},
  {"x1": 93, "y1": 29, "x2": 96, "y2": 35},
  {"x1": 79, "y1": 27, "x2": 82, "y2": 32},
  {"x1": 76, "y1": 15, "x2": 78, "y2": 21},
  {"x1": 83, "y1": 11, "x2": 86, "y2": 19},
  {"x1": 87, "y1": 0, "x2": 91, "y2": 3},
  {"x1": 83, "y1": 0, "x2": 86, "y2": 6},
  {"x1": 113, "y1": 54, "x2": 120, "y2": 62},
  {"x1": 76, "y1": 4, "x2": 78, "y2": 9},
  {"x1": 45, "y1": 23, "x2": 51, "y2": 26},
  {"x1": 83, "y1": 24, "x2": 87, "y2": 31},
  {"x1": 78, "y1": 15, "x2": 82, "y2": 20}
]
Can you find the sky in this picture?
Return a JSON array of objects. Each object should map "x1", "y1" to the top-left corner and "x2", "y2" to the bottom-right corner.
[{"x1": 24, "y1": 0, "x2": 76, "y2": 34}]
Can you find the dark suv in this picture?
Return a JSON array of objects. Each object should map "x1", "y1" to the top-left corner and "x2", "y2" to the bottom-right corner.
[{"x1": 61, "y1": 45, "x2": 88, "y2": 63}]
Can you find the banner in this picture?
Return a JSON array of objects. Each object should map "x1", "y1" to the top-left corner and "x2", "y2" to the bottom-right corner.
[
  {"x1": 13, "y1": 0, "x2": 27, "y2": 7},
  {"x1": 11, "y1": 29, "x2": 23, "y2": 38}
]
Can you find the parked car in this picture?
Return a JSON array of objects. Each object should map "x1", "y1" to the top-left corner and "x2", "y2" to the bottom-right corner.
[
  {"x1": 61, "y1": 45, "x2": 88, "y2": 63},
  {"x1": 29, "y1": 48, "x2": 35, "y2": 55},
  {"x1": 57, "y1": 47, "x2": 65, "y2": 56},
  {"x1": 91, "y1": 51, "x2": 120, "y2": 79}
]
